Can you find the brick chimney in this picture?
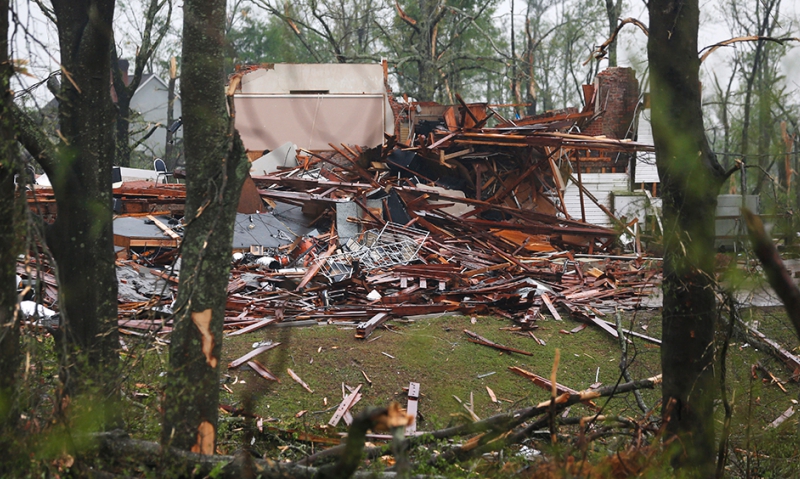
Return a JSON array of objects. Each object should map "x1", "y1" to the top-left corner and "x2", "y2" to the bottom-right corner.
[{"x1": 583, "y1": 67, "x2": 639, "y2": 139}]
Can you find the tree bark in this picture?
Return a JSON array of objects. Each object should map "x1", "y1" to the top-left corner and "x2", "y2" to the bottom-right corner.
[
  {"x1": 164, "y1": 57, "x2": 178, "y2": 171},
  {"x1": 0, "y1": 0, "x2": 24, "y2": 444},
  {"x1": 48, "y1": 0, "x2": 121, "y2": 428},
  {"x1": 161, "y1": 0, "x2": 249, "y2": 452},
  {"x1": 111, "y1": 0, "x2": 172, "y2": 167},
  {"x1": 604, "y1": 0, "x2": 622, "y2": 67},
  {"x1": 648, "y1": 0, "x2": 728, "y2": 474}
]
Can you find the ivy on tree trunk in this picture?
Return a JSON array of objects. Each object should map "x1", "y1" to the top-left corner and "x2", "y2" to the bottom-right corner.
[{"x1": 161, "y1": 0, "x2": 249, "y2": 453}]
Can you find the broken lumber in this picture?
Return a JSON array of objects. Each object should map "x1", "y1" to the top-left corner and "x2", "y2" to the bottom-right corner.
[
  {"x1": 463, "y1": 330, "x2": 533, "y2": 356},
  {"x1": 228, "y1": 342, "x2": 281, "y2": 369},
  {"x1": 288, "y1": 368, "x2": 314, "y2": 393},
  {"x1": 508, "y1": 366, "x2": 598, "y2": 410},
  {"x1": 329, "y1": 385, "x2": 362, "y2": 427},
  {"x1": 355, "y1": 312, "x2": 391, "y2": 339},
  {"x1": 405, "y1": 382, "x2": 420, "y2": 435},
  {"x1": 541, "y1": 293, "x2": 562, "y2": 320},
  {"x1": 226, "y1": 317, "x2": 280, "y2": 337},
  {"x1": 247, "y1": 360, "x2": 279, "y2": 381},
  {"x1": 766, "y1": 406, "x2": 795, "y2": 429},
  {"x1": 739, "y1": 321, "x2": 800, "y2": 381}
]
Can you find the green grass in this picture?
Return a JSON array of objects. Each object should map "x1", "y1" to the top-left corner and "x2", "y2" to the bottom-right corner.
[
  {"x1": 106, "y1": 306, "x2": 800, "y2": 475},
  {"x1": 215, "y1": 311, "x2": 664, "y2": 436}
]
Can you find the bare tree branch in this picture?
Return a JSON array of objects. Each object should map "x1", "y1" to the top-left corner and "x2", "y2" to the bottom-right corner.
[
  {"x1": 699, "y1": 35, "x2": 800, "y2": 63},
  {"x1": 743, "y1": 208, "x2": 800, "y2": 336},
  {"x1": 9, "y1": 103, "x2": 58, "y2": 177}
]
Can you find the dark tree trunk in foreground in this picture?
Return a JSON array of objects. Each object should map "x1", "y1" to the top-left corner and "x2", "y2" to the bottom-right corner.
[
  {"x1": 17, "y1": 0, "x2": 121, "y2": 427},
  {"x1": 648, "y1": 0, "x2": 730, "y2": 474},
  {"x1": 0, "y1": 0, "x2": 24, "y2": 442},
  {"x1": 162, "y1": 0, "x2": 249, "y2": 453}
]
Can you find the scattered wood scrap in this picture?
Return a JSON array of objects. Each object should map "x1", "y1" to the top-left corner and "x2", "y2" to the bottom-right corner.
[
  {"x1": 287, "y1": 368, "x2": 314, "y2": 393},
  {"x1": 228, "y1": 342, "x2": 281, "y2": 369},
  {"x1": 464, "y1": 330, "x2": 533, "y2": 356},
  {"x1": 740, "y1": 321, "x2": 800, "y2": 381},
  {"x1": 247, "y1": 360, "x2": 279, "y2": 381},
  {"x1": 508, "y1": 366, "x2": 598, "y2": 410},
  {"x1": 329, "y1": 385, "x2": 362, "y2": 427},
  {"x1": 405, "y1": 382, "x2": 420, "y2": 435}
]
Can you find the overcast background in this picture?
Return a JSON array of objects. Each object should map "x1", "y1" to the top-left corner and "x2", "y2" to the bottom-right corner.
[{"x1": 8, "y1": 0, "x2": 800, "y2": 107}]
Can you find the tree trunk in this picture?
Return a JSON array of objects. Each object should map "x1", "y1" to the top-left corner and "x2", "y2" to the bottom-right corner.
[
  {"x1": 0, "y1": 0, "x2": 24, "y2": 443},
  {"x1": 111, "y1": 47, "x2": 134, "y2": 168},
  {"x1": 115, "y1": 96, "x2": 133, "y2": 167},
  {"x1": 165, "y1": 57, "x2": 178, "y2": 171},
  {"x1": 47, "y1": 0, "x2": 121, "y2": 428},
  {"x1": 161, "y1": 0, "x2": 249, "y2": 452},
  {"x1": 604, "y1": 0, "x2": 621, "y2": 67},
  {"x1": 648, "y1": 0, "x2": 728, "y2": 474}
]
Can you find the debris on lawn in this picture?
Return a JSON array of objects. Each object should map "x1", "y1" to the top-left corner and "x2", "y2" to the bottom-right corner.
[
  {"x1": 287, "y1": 368, "x2": 314, "y2": 393},
  {"x1": 16, "y1": 66, "x2": 682, "y2": 461},
  {"x1": 405, "y1": 382, "x2": 420, "y2": 435}
]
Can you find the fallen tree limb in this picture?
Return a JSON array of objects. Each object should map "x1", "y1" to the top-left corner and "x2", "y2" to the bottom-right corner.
[
  {"x1": 743, "y1": 208, "x2": 800, "y2": 339},
  {"x1": 298, "y1": 374, "x2": 662, "y2": 467},
  {"x1": 428, "y1": 373, "x2": 662, "y2": 465},
  {"x1": 94, "y1": 404, "x2": 420, "y2": 479},
  {"x1": 464, "y1": 329, "x2": 533, "y2": 355}
]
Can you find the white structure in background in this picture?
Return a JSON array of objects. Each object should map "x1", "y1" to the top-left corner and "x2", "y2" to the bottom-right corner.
[
  {"x1": 561, "y1": 103, "x2": 663, "y2": 231},
  {"x1": 563, "y1": 173, "x2": 630, "y2": 228},
  {"x1": 129, "y1": 74, "x2": 182, "y2": 156},
  {"x1": 233, "y1": 63, "x2": 395, "y2": 152},
  {"x1": 633, "y1": 108, "x2": 660, "y2": 184}
]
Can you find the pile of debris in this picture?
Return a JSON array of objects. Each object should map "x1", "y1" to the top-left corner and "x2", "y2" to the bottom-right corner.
[{"x1": 20, "y1": 91, "x2": 664, "y2": 346}]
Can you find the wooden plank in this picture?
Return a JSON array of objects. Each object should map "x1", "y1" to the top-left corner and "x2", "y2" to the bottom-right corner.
[
  {"x1": 342, "y1": 394, "x2": 362, "y2": 426},
  {"x1": 296, "y1": 243, "x2": 337, "y2": 291},
  {"x1": 463, "y1": 330, "x2": 533, "y2": 356},
  {"x1": 743, "y1": 323, "x2": 800, "y2": 380},
  {"x1": 541, "y1": 293, "x2": 562, "y2": 321},
  {"x1": 146, "y1": 215, "x2": 181, "y2": 239},
  {"x1": 508, "y1": 366, "x2": 598, "y2": 409},
  {"x1": 406, "y1": 382, "x2": 420, "y2": 435},
  {"x1": 328, "y1": 385, "x2": 362, "y2": 427},
  {"x1": 226, "y1": 317, "x2": 280, "y2": 337},
  {"x1": 766, "y1": 406, "x2": 795, "y2": 429},
  {"x1": 355, "y1": 312, "x2": 391, "y2": 339},
  {"x1": 228, "y1": 342, "x2": 281, "y2": 369},
  {"x1": 247, "y1": 360, "x2": 279, "y2": 381}
]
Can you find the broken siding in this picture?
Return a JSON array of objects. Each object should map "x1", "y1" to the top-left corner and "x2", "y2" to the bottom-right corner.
[
  {"x1": 634, "y1": 110, "x2": 659, "y2": 184},
  {"x1": 563, "y1": 173, "x2": 629, "y2": 227}
]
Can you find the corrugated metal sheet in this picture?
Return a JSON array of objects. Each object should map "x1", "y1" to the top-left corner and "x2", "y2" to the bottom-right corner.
[
  {"x1": 563, "y1": 173, "x2": 629, "y2": 227},
  {"x1": 635, "y1": 110, "x2": 660, "y2": 184}
]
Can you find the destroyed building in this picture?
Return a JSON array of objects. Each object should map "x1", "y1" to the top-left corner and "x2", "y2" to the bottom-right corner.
[{"x1": 21, "y1": 63, "x2": 664, "y2": 342}]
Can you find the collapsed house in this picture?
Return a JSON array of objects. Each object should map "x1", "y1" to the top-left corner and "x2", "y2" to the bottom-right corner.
[
  {"x1": 21, "y1": 64, "x2": 665, "y2": 345},
  {"x1": 14, "y1": 62, "x2": 677, "y2": 440}
]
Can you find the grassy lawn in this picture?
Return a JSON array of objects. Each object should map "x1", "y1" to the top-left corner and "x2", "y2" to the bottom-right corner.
[{"x1": 112, "y1": 305, "x2": 800, "y2": 475}]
